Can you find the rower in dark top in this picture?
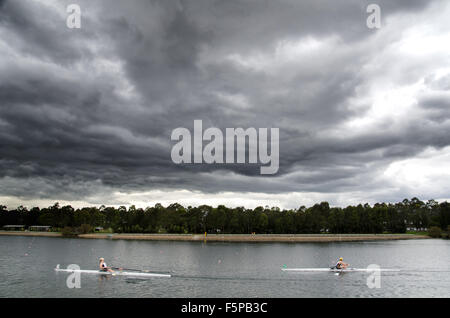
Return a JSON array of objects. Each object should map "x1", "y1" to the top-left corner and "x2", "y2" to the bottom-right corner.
[
  {"x1": 334, "y1": 257, "x2": 349, "y2": 269},
  {"x1": 99, "y1": 258, "x2": 114, "y2": 273}
]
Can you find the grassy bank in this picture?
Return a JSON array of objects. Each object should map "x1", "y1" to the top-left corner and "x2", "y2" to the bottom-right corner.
[{"x1": 0, "y1": 231, "x2": 430, "y2": 242}]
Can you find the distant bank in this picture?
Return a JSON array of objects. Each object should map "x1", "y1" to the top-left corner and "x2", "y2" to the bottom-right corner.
[{"x1": 0, "y1": 231, "x2": 430, "y2": 242}]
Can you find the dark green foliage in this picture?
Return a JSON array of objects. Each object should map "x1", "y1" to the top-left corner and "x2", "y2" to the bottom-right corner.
[
  {"x1": 61, "y1": 226, "x2": 78, "y2": 237},
  {"x1": 428, "y1": 226, "x2": 442, "y2": 238},
  {"x1": 79, "y1": 224, "x2": 93, "y2": 234},
  {"x1": 1, "y1": 198, "x2": 449, "y2": 235}
]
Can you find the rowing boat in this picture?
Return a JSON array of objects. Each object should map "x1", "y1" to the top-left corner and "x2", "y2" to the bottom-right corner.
[
  {"x1": 55, "y1": 265, "x2": 171, "y2": 278},
  {"x1": 281, "y1": 267, "x2": 400, "y2": 272}
]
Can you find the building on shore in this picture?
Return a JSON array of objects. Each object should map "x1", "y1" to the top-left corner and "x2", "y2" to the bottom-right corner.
[
  {"x1": 2, "y1": 225, "x2": 26, "y2": 231},
  {"x1": 29, "y1": 226, "x2": 52, "y2": 232}
]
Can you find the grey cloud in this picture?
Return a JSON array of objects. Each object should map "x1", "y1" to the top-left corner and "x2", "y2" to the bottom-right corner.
[
  {"x1": 0, "y1": 0, "x2": 449, "y2": 206},
  {"x1": 0, "y1": 0, "x2": 95, "y2": 64}
]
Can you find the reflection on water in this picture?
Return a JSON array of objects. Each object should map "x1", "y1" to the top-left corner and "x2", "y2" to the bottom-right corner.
[{"x1": 0, "y1": 236, "x2": 449, "y2": 297}]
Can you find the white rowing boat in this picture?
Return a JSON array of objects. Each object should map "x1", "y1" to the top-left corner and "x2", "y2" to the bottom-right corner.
[
  {"x1": 55, "y1": 265, "x2": 171, "y2": 278},
  {"x1": 282, "y1": 267, "x2": 400, "y2": 272}
]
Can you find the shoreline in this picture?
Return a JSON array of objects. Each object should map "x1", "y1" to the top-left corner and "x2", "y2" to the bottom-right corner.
[{"x1": 0, "y1": 231, "x2": 430, "y2": 242}]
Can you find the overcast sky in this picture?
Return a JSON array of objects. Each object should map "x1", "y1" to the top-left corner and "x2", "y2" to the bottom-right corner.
[{"x1": 1, "y1": 0, "x2": 450, "y2": 209}]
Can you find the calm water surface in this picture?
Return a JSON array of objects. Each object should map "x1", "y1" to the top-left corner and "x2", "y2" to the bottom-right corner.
[{"x1": 0, "y1": 236, "x2": 449, "y2": 297}]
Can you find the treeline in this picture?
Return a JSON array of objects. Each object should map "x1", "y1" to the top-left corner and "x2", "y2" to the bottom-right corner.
[{"x1": 1, "y1": 198, "x2": 449, "y2": 234}]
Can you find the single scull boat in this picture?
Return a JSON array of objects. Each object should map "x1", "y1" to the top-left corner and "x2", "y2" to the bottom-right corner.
[{"x1": 55, "y1": 264, "x2": 171, "y2": 278}]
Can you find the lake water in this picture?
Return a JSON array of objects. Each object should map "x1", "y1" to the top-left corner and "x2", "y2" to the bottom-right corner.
[{"x1": 0, "y1": 236, "x2": 449, "y2": 297}]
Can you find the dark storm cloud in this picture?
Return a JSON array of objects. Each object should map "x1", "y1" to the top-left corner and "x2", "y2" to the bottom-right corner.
[
  {"x1": 0, "y1": 0, "x2": 449, "y2": 206},
  {"x1": 0, "y1": 0, "x2": 95, "y2": 64}
]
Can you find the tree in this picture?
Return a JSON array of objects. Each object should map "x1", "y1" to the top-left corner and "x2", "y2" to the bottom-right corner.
[
  {"x1": 0, "y1": 197, "x2": 447, "y2": 235},
  {"x1": 428, "y1": 226, "x2": 442, "y2": 238}
]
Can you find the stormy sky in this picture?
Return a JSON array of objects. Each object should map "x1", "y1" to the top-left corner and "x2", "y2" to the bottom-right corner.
[{"x1": 1, "y1": 0, "x2": 450, "y2": 209}]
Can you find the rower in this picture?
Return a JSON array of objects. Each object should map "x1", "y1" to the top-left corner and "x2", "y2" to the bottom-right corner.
[
  {"x1": 334, "y1": 257, "x2": 349, "y2": 269},
  {"x1": 99, "y1": 258, "x2": 114, "y2": 273}
]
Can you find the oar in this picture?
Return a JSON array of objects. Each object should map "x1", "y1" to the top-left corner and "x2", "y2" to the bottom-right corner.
[
  {"x1": 111, "y1": 266, "x2": 149, "y2": 272},
  {"x1": 111, "y1": 266, "x2": 170, "y2": 274}
]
